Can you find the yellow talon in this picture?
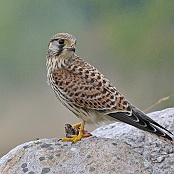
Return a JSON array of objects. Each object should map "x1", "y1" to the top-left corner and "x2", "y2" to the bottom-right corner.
[{"x1": 61, "y1": 122, "x2": 91, "y2": 143}]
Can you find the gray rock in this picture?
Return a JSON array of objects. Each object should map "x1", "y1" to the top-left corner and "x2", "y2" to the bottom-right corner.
[
  {"x1": 0, "y1": 108, "x2": 173, "y2": 174},
  {"x1": 0, "y1": 138, "x2": 154, "y2": 174},
  {"x1": 92, "y1": 108, "x2": 174, "y2": 174}
]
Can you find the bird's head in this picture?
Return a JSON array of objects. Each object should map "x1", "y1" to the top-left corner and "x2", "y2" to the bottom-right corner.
[{"x1": 48, "y1": 33, "x2": 76, "y2": 59}]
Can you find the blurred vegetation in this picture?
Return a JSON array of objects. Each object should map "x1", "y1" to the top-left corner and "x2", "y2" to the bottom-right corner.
[{"x1": 0, "y1": 0, "x2": 174, "y2": 157}]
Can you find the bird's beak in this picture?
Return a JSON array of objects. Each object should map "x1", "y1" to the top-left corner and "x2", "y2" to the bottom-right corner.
[
  {"x1": 68, "y1": 46, "x2": 76, "y2": 52},
  {"x1": 67, "y1": 43, "x2": 76, "y2": 52}
]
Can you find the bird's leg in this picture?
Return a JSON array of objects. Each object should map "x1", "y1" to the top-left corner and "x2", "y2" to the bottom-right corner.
[{"x1": 61, "y1": 122, "x2": 91, "y2": 143}]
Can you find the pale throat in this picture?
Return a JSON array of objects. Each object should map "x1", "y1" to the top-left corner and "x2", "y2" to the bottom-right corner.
[{"x1": 47, "y1": 53, "x2": 73, "y2": 74}]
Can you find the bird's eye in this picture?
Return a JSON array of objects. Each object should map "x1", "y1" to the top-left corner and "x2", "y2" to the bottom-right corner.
[{"x1": 58, "y1": 39, "x2": 64, "y2": 44}]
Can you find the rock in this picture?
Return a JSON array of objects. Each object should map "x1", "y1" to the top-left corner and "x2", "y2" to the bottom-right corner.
[
  {"x1": 0, "y1": 108, "x2": 173, "y2": 174},
  {"x1": 0, "y1": 138, "x2": 154, "y2": 174},
  {"x1": 92, "y1": 108, "x2": 174, "y2": 174}
]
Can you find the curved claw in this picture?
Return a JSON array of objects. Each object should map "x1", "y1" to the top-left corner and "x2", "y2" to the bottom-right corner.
[{"x1": 60, "y1": 122, "x2": 91, "y2": 143}]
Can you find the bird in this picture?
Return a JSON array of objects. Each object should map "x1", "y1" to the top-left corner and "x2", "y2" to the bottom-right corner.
[{"x1": 46, "y1": 33, "x2": 173, "y2": 144}]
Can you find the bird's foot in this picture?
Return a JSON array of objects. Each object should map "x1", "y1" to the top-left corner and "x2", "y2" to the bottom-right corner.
[
  {"x1": 61, "y1": 123, "x2": 91, "y2": 143},
  {"x1": 61, "y1": 134, "x2": 91, "y2": 143}
]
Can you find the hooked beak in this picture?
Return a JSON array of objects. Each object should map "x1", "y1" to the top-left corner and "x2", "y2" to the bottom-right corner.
[{"x1": 67, "y1": 46, "x2": 76, "y2": 52}]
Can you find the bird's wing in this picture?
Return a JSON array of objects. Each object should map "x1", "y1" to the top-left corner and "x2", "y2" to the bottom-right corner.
[{"x1": 52, "y1": 63, "x2": 130, "y2": 114}]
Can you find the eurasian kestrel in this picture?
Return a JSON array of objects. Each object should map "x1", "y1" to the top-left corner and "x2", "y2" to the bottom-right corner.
[{"x1": 46, "y1": 33, "x2": 173, "y2": 144}]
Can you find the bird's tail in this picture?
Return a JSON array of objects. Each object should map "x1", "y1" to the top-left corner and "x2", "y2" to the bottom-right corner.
[{"x1": 109, "y1": 106, "x2": 173, "y2": 145}]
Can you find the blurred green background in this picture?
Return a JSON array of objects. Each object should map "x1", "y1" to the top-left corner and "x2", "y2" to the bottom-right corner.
[{"x1": 1, "y1": 0, "x2": 174, "y2": 157}]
